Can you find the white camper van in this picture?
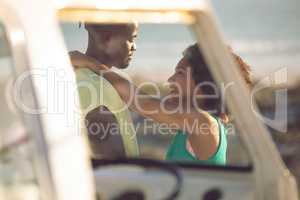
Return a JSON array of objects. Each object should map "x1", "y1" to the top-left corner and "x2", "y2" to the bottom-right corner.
[{"x1": 0, "y1": 0, "x2": 298, "y2": 199}]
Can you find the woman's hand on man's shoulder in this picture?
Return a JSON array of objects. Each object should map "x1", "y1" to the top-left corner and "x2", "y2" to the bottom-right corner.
[{"x1": 69, "y1": 51, "x2": 108, "y2": 74}]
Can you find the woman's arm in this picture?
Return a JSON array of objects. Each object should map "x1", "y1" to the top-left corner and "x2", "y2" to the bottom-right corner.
[{"x1": 70, "y1": 51, "x2": 220, "y2": 160}]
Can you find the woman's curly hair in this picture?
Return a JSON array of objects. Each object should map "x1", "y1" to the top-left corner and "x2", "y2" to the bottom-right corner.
[{"x1": 183, "y1": 43, "x2": 252, "y2": 120}]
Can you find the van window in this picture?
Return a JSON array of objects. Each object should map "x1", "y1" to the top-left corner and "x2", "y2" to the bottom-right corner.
[{"x1": 60, "y1": 21, "x2": 252, "y2": 167}]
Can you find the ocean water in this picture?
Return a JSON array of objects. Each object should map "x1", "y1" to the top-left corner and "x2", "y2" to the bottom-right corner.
[
  {"x1": 129, "y1": 0, "x2": 300, "y2": 83},
  {"x1": 211, "y1": 0, "x2": 300, "y2": 83},
  {"x1": 58, "y1": 0, "x2": 300, "y2": 84},
  {"x1": 0, "y1": 0, "x2": 299, "y2": 84}
]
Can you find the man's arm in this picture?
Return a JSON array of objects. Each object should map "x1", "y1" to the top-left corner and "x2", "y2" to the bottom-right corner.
[{"x1": 85, "y1": 105, "x2": 125, "y2": 159}]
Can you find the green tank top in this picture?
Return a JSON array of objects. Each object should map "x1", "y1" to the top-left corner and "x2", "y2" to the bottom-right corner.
[{"x1": 165, "y1": 116, "x2": 227, "y2": 165}]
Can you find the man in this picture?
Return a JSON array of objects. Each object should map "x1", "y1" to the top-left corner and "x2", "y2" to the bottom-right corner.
[{"x1": 70, "y1": 22, "x2": 138, "y2": 159}]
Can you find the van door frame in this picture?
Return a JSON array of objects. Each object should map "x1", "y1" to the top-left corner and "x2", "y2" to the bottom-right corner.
[
  {"x1": 0, "y1": 1, "x2": 96, "y2": 200},
  {"x1": 0, "y1": 2, "x2": 56, "y2": 200}
]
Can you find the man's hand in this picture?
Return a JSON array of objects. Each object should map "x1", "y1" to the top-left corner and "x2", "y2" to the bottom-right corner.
[{"x1": 69, "y1": 51, "x2": 108, "y2": 74}]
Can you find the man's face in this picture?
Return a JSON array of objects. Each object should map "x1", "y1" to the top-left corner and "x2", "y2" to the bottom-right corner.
[{"x1": 104, "y1": 24, "x2": 138, "y2": 69}]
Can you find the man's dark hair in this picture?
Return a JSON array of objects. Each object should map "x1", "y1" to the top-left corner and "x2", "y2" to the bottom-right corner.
[{"x1": 84, "y1": 23, "x2": 133, "y2": 37}]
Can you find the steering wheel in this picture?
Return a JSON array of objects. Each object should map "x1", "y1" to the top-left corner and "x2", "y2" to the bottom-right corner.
[{"x1": 92, "y1": 158, "x2": 183, "y2": 200}]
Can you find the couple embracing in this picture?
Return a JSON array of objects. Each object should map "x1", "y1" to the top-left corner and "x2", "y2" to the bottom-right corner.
[{"x1": 70, "y1": 22, "x2": 251, "y2": 165}]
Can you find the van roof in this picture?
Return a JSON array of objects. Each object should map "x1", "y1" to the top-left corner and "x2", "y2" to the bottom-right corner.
[
  {"x1": 54, "y1": 0, "x2": 206, "y2": 11},
  {"x1": 55, "y1": 0, "x2": 207, "y2": 23}
]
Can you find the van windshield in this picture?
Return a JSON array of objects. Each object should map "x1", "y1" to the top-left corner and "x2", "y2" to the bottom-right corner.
[{"x1": 61, "y1": 22, "x2": 252, "y2": 167}]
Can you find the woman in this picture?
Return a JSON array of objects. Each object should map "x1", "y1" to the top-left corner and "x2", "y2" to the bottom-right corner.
[{"x1": 70, "y1": 43, "x2": 251, "y2": 165}]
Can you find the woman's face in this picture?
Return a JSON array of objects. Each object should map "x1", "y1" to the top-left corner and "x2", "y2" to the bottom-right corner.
[{"x1": 167, "y1": 56, "x2": 198, "y2": 102}]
